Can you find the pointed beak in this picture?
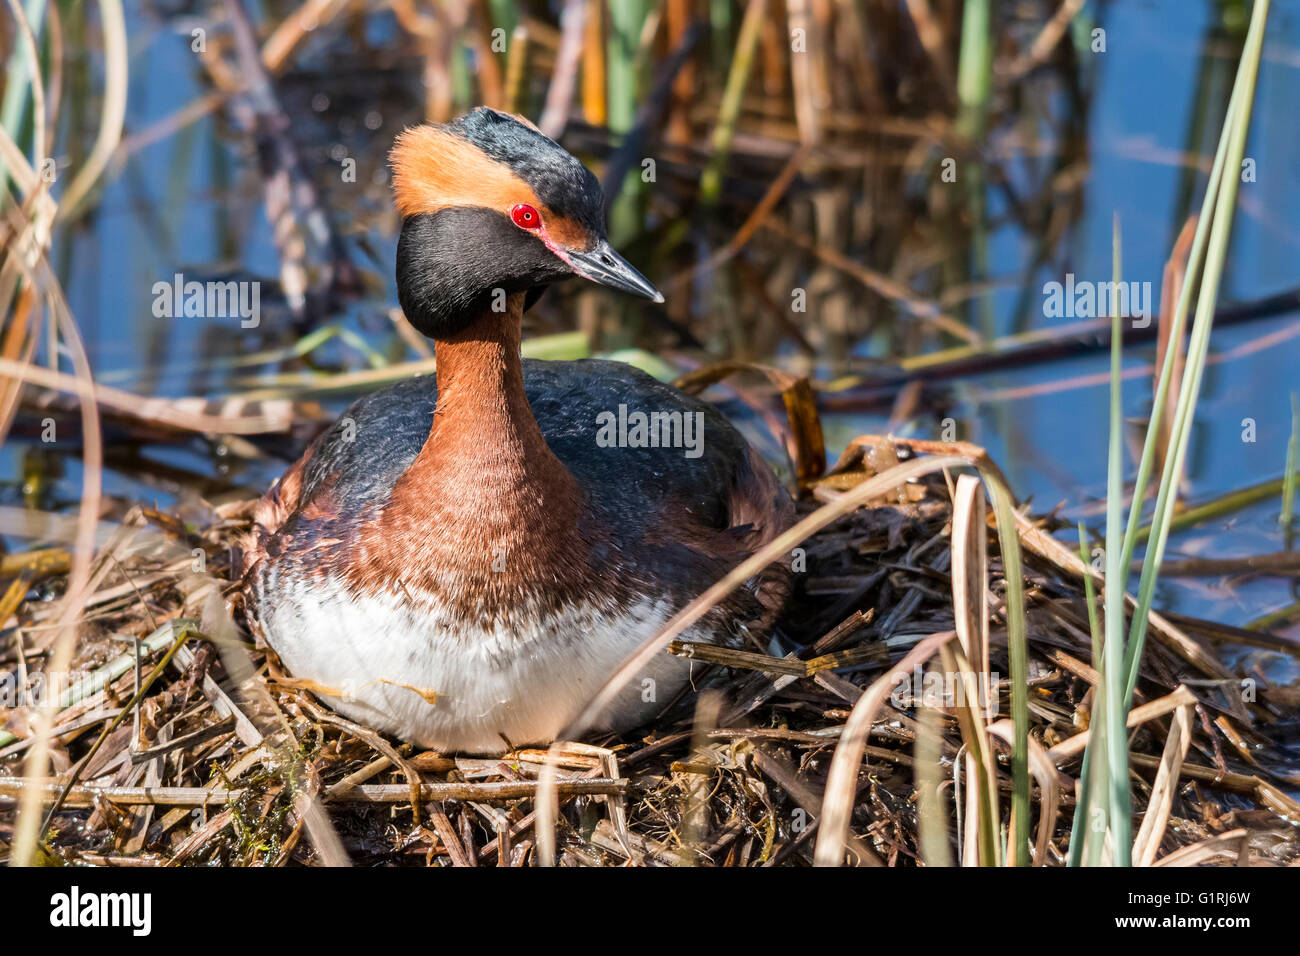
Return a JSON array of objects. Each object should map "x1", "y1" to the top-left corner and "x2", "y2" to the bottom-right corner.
[{"x1": 567, "y1": 240, "x2": 664, "y2": 304}]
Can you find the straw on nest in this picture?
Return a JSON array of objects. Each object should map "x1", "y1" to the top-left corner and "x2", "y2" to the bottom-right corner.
[{"x1": 2, "y1": 424, "x2": 1297, "y2": 867}]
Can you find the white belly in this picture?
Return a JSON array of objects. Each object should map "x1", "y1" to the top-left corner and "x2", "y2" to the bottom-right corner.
[{"x1": 260, "y1": 580, "x2": 707, "y2": 754}]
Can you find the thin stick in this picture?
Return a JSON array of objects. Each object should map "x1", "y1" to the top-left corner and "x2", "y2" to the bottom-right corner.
[{"x1": 0, "y1": 777, "x2": 627, "y2": 808}]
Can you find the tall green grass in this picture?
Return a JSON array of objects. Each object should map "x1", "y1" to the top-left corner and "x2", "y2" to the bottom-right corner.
[
  {"x1": 605, "y1": 0, "x2": 647, "y2": 245},
  {"x1": 1067, "y1": 0, "x2": 1271, "y2": 866}
]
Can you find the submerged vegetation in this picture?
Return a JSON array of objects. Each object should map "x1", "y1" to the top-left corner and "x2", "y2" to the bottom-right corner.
[{"x1": 1, "y1": 0, "x2": 1298, "y2": 866}]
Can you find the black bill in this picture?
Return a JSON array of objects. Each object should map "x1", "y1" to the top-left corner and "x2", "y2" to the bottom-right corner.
[{"x1": 568, "y1": 240, "x2": 664, "y2": 303}]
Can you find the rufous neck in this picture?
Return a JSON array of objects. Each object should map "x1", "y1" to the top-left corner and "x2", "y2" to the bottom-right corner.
[
  {"x1": 390, "y1": 294, "x2": 582, "y2": 547},
  {"x1": 426, "y1": 295, "x2": 554, "y2": 472}
]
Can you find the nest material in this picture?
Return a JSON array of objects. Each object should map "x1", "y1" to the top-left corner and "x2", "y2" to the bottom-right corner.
[{"x1": 1, "y1": 438, "x2": 1298, "y2": 867}]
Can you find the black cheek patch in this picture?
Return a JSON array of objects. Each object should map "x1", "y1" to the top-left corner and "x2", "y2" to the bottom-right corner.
[{"x1": 396, "y1": 208, "x2": 571, "y2": 339}]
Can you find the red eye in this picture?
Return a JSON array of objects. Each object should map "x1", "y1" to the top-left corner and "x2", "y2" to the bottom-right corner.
[{"x1": 511, "y1": 203, "x2": 541, "y2": 229}]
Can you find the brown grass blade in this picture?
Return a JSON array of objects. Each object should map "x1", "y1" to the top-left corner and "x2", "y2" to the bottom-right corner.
[{"x1": 1133, "y1": 703, "x2": 1194, "y2": 866}]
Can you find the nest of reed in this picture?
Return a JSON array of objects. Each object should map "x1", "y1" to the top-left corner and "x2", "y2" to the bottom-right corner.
[{"x1": 2, "y1": 424, "x2": 1297, "y2": 868}]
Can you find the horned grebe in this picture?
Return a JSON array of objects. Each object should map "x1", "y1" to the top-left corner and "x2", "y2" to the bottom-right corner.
[{"x1": 243, "y1": 108, "x2": 793, "y2": 755}]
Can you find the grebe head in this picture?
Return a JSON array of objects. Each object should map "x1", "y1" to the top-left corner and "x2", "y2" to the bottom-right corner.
[{"x1": 390, "y1": 107, "x2": 662, "y2": 339}]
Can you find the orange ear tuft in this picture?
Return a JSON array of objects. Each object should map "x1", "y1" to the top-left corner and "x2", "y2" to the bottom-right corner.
[{"x1": 389, "y1": 124, "x2": 542, "y2": 218}]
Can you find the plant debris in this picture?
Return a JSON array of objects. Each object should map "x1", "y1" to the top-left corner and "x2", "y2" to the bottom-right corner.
[{"x1": 2, "y1": 431, "x2": 1296, "y2": 867}]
